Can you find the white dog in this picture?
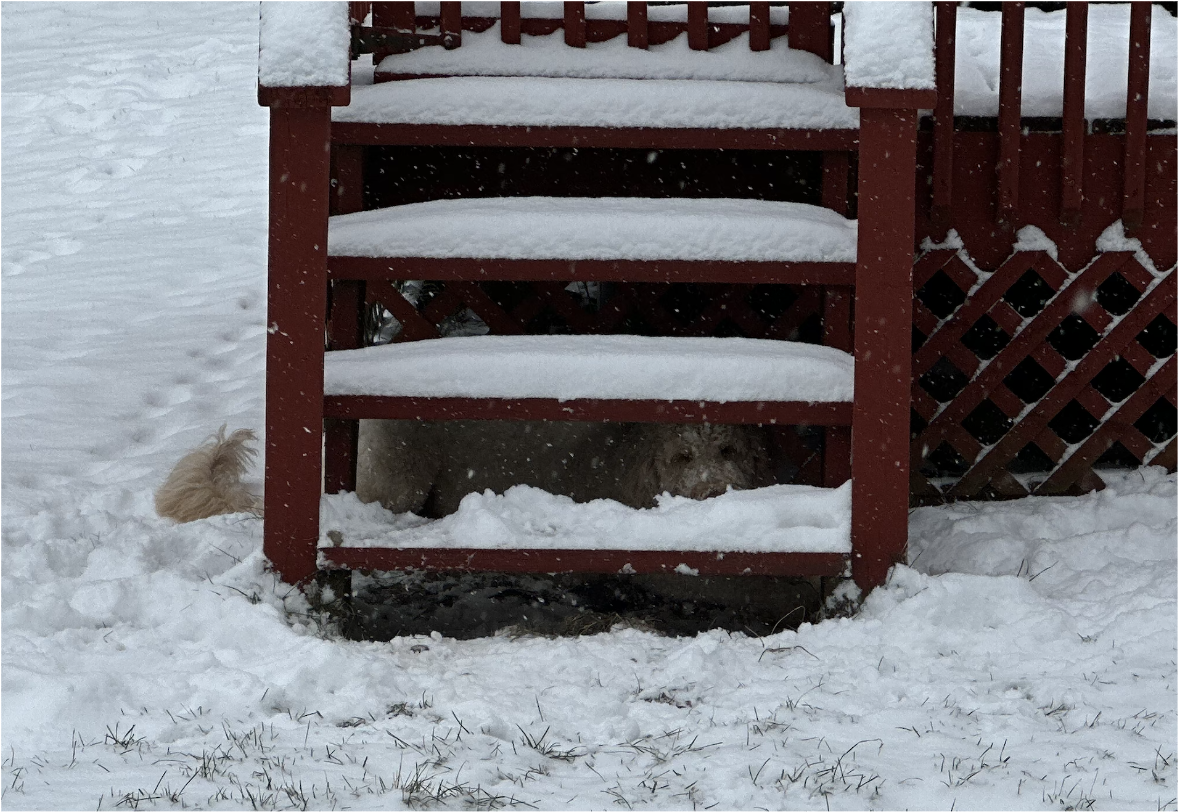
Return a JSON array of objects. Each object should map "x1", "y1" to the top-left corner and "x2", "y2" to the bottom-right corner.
[{"x1": 156, "y1": 421, "x2": 771, "y2": 522}]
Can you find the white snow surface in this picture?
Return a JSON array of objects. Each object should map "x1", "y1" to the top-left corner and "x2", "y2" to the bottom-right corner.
[
  {"x1": 322, "y1": 482, "x2": 852, "y2": 554},
  {"x1": 323, "y1": 335, "x2": 855, "y2": 402},
  {"x1": 335, "y1": 74, "x2": 860, "y2": 129},
  {"x1": 954, "y1": 5, "x2": 1178, "y2": 119},
  {"x1": 3, "y1": 5, "x2": 1176, "y2": 811},
  {"x1": 842, "y1": 2, "x2": 936, "y2": 91},
  {"x1": 376, "y1": 25, "x2": 839, "y2": 84},
  {"x1": 257, "y1": 2, "x2": 350, "y2": 88},
  {"x1": 329, "y1": 197, "x2": 859, "y2": 262}
]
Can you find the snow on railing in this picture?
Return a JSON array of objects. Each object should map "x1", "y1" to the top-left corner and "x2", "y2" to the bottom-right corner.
[{"x1": 258, "y1": 2, "x2": 351, "y2": 88}]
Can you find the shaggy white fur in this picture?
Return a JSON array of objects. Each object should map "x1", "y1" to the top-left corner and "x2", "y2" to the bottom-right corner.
[
  {"x1": 155, "y1": 426, "x2": 260, "y2": 522},
  {"x1": 356, "y1": 420, "x2": 773, "y2": 517}
]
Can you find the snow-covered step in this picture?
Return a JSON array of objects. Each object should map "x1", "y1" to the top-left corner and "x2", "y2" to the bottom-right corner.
[
  {"x1": 318, "y1": 482, "x2": 852, "y2": 576},
  {"x1": 323, "y1": 334, "x2": 853, "y2": 404},
  {"x1": 328, "y1": 197, "x2": 858, "y2": 264}
]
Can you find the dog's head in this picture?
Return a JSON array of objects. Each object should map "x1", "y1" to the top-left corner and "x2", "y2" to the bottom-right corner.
[{"x1": 629, "y1": 423, "x2": 771, "y2": 504}]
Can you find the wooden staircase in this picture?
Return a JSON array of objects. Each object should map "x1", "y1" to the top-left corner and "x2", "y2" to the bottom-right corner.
[{"x1": 257, "y1": 1, "x2": 936, "y2": 595}]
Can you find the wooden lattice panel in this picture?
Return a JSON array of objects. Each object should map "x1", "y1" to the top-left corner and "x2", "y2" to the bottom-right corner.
[{"x1": 911, "y1": 248, "x2": 1176, "y2": 502}]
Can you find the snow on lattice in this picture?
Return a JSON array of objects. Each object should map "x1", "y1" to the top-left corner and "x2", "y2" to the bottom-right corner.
[
  {"x1": 842, "y1": 1, "x2": 935, "y2": 91},
  {"x1": 258, "y1": 2, "x2": 350, "y2": 88},
  {"x1": 335, "y1": 75, "x2": 858, "y2": 129},
  {"x1": 377, "y1": 25, "x2": 839, "y2": 84},
  {"x1": 954, "y1": 5, "x2": 1177, "y2": 119},
  {"x1": 323, "y1": 335, "x2": 855, "y2": 402},
  {"x1": 320, "y1": 481, "x2": 852, "y2": 554},
  {"x1": 328, "y1": 197, "x2": 858, "y2": 262}
]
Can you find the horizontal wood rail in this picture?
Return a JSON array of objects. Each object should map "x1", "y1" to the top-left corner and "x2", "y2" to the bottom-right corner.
[
  {"x1": 330, "y1": 122, "x2": 860, "y2": 151},
  {"x1": 322, "y1": 547, "x2": 850, "y2": 577},
  {"x1": 323, "y1": 396, "x2": 854, "y2": 426},
  {"x1": 327, "y1": 258, "x2": 857, "y2": 286}
]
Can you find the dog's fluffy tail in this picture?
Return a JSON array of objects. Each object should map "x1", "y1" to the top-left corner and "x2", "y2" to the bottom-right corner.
[{"x1": 155, "y1": 426, "x2": 261, "y2": 522}]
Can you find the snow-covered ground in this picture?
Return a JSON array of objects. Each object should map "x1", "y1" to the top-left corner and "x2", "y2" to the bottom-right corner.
[{"x1": 3, "y1": 4, "x2": 1175, "y2": 810}]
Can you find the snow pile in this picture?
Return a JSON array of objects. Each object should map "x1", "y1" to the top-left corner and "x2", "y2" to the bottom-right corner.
[
  {"x1": 2, "y1": 5, "x2": 1176, "y2": 810},
  {"x1": 842, "y1": 2, "x2": 936, "y2": 90},
  {"x1": 336, "y1": 73, "x2": 859, "y2": 129},
  {"x1": 329, "y1": 196, "x2": 858, "y2": 262},
  {"x1": 258, "y1": 1, "x2": 350, "y2": 88},
  {"x1": 321, "y1": 482, "x2": 852, "y2": 554},
  {"x1": 323, "y1": 334, "x2": 855, "y2": 402},
  {"x1": 954, "y1": 4, "x2": 1178, "y2": 119},
  {"x1": 377, "y1": 25, "x2": 839, "y2": 84}
]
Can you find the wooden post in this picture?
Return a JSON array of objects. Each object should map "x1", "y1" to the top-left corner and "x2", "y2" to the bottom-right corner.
[
  {"x1": 749, "y1": 3, "x2": 770, "y2": 52},
  {"x1": 788, "y1": 2, "x2": 833, "y2": 62},
  {"x1": 997, "y1": 3, "x2": 1024, "y2": 223},
  {"x1": 688, "y1": 3, "x2": 708, "y2": 51},
  {"x1": 1060, "y1": 2, "x2": 1088, "y2": 224},
  {"x1": 564, "y1": 2, "x2": 586, "y2": 48},
  {"x1": 264, "y1": 103, "x2": 333, "y2": 585},
  {"x1": 1123, "y1": 2, "x2": 1151, "y2": 234},
  {"x1": 627, "y1": 2, "x2": 647, "y2": 49},
  {"x1": 501, "y1": 1, "x2": 521, "y2": 44},
  {"x1": 440, "y1": 0, "x2": 462, "y2": 48},
  {"x1": 931, "y1": 1, "x2": 957, "y2": 224},
  {"x1": 852, "y1": 107, "x2": 920, "y2": 592}
]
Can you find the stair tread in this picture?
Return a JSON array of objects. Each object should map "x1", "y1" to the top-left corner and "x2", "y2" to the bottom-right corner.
[
  {"x1": 329, "y1": 197, "x2": 858, "y2": 264},
  {"x1": 335, "y1": 74, "x2": 859, "y2": 132},
  {"x1": 320, "y1": 481, "x2": 852, "y2": 556},
  {"x1": 324, "y1": 334, "x2": 853, "y2": 403}
]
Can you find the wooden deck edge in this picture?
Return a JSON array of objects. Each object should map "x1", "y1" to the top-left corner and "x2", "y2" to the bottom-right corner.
[
  {"x1": 326, "y1": 257, "x2": 857, "y2": 285},
  {"x1": 845, "y1": 86, "x2": 937, "y2": 109},
  {"x1": 260, "y1": 85, "x2": 351, "y2": 108},
  {"x1": 322, "y1": 396, "x2": 854, "y2": 425},
  {"x1": 320, "y1": 547, "x2": 851, "y2": 576},
  {"x1": 330, "y1": 122, "x2": 860, "y2": 150}
]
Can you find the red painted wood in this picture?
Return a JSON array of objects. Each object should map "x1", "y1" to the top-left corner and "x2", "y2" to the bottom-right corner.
[
  {"x1": 439, "y1": 1, "x2": 462, "y2": 48},
  {"x1": 931, "y1": 1, "x2": 957, "y2": 223},
  {"x1": 1123, "y1": 2, "x2": 1152, "y2": 234},
  {"x1": 852, "y1": 106, "x2": 920, "y2": 592},
  {"x1": 748, "y1": 3, "x2": 770, "y2": 52},
  {"x1": 331, "y1": 122, "x2": 859, "y2": 151},
  {"x1": 264, "y1": 105, "x2": 333, "y2": 586},
  {"x1": 787, "y1": 2, "x2": 832, "y2": 62},
  {"x1": 844, "y1": 87, "x2": 937, "y2": 109},
  {"x1": 258, "y1": 86, "x2": 349, "y2": 108},
  {"x1": 822, "y1": 286, "x2": 853, "y2": 488},
  {"x1": 1060, "y1": 3, "x2": 1088, "y2": 224},
  {"x1": 372, "y1": 2, "x2": 416, "y2": 68},
  {"x1": 323, "y1": 396, "x2": 854, "y2": 426},
  {"x1": 997, "y1": 3, "x2": 1024, "y2": 223},
  {"x1": 322, "y1": 547, "x2": 850, "y2": 577},
  {"x1": 627, "y1": 2, "x2": 647, "y2": 49},
  {"x1": 326, "y1": 257, "x2": 857, "y2": 286},
  {"x1": 329, "y1": 144, "x2": 364, "y2": 216},
  {"x1": 564, "y1": 2, "x2": 586, "y2": 48},
  {"x1": 688, "y1": 3, "x2": 708, "y2": 51},
  {"x1": 324, "y1": 280, "x2": 364, "y2": 495},
  {"x1": 349, "y1": 2, "x2": 371, "y2": 24},
  {"x1": 500, "y1": 1, "x2": 521, "y2": 44},
  {"x1": 821, "y1": 151, "x2": 851, "y2": 217}
]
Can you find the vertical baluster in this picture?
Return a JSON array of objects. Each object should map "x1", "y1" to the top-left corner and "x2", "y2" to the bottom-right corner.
[
  {"x1": 1122, "y1": 3, "x2": 1151, "y2": 233},
  {"x1": 1060, "y1": 3, "x2": 1088, "y2": 225},
  {"x1": 564, "y1": 2, "x2": 586, "y2": 47},
  {"x1": 501, "y1": 1, "x2": 521, "y2": 44},
  {"x1": 372, "y1": 3, "x2": 414, "y2": 70},
  {"x1": 688, "y1": 3, "x2": 708, "y2": 50},
  {"x1": 788, "y1": 2, "x2": 833, "y2": 62},
  {"x1": 440, "y1": 0, "x2": 462, "y2": 48},
  {"x1": 627, "y1": 2, "x2": 648, "y2": 49},
  {"x1": 931, "y1": 2, "x2": 957, "y2": 224},
  {"x1": 997, "y1": 3, "x2": 1024, "y2": 223},
  {"x1": 749, "y1": 2, "x2": 770, "y2": 52}
]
